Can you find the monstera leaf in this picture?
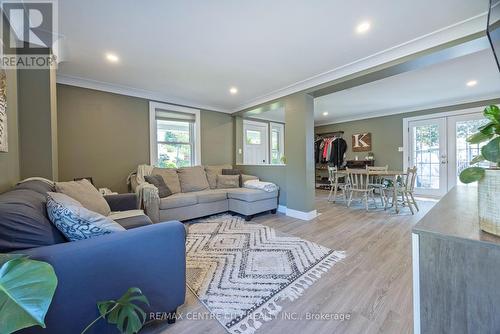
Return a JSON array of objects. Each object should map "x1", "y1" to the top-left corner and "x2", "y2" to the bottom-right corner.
[
  {"x1": 81, "y1": 287, "x2": 149, "y2": 334},
  {"x1": 0, "y1": 255, "x2": 58, "y2": 334}
]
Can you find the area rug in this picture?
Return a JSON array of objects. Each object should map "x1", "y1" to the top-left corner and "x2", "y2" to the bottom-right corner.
[{"x1": 185, "y1": 214, "x2": 345, "y2": 334}]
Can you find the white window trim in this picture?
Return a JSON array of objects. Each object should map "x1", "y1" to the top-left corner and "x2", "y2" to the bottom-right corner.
[
  {"x1": 270, "y1": 122, "x2": 285, "y2": 165},
  {"x1": 149, "y1": 101, "x2": 201, "y2": 166}
]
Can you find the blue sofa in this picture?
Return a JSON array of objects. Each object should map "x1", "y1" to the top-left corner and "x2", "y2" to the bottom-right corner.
[{"x1": 0, "y1": 180, "x2": 186, "y2": 334}]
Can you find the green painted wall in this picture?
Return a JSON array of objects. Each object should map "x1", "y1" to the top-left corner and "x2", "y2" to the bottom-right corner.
[
  {"x1": 18, "y1": 67, "x2": 58, "y2": 180},
  {"x1": 284, "y1": 93, "x2": 315, "y2": 212},
  {"x1": 0, "y1": 68, "x2": 20, "y2": 192},
  {"x1": 57, "y1": 84, "x2": 234, "y2": 193},
  {"x1": 315, "y1": 98, "x2": 500, "y2": 170}
]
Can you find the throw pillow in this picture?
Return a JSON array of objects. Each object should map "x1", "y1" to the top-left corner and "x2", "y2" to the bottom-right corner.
[
  {"x1": 222, "y1": 169, "x2": 242, "y2": 186},
  {"x1": 144, "y1": 175, "x2": 172, "y2": 198},
  {"x1": 46, "y1": 192, "x2": 125, "y2": 241},
  {"x1": 241, "y1": 174, "x2": 259, "y2": 185},
  {"x1": 55, "y1": 179, "x2": 111, "y2": 216},
  {"x1": 217, "y1": 175, "x2": 240, "y2": 189},
  {"x1": 152, "y1": 167, "x2": 181, "y2": 194},
  {"x1": 205, "y1": 165, "x2": 232, "y2": 189},
  {"x1": 177, "y1": 166, "x2": 210, "y2": 192}
]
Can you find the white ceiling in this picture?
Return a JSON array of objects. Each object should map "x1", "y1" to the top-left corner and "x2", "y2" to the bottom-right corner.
[
  {"x1": 314, "y1": 49, "x2": 500, "y2": 125},
  {"x1": 57, "y1": 0, "x2": 489, "y2": 112}
]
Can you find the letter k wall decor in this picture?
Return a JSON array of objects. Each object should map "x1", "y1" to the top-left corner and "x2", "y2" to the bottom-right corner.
[{"x1": 352, "y1": 132, "x2": 371, "y2": 152}]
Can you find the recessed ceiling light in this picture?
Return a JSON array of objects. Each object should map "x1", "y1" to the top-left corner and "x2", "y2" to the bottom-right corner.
[
  {"x1": 466, "y1": 80, "x2": 478, "y2": 87},
  {"x1": 356, "y1": 21, "x2": 371, "y2": 34},
  {"x1": 229, "y1": 87, "x2": 238, "y2": 95},
  {"x1": 322, "y1": 112, "x2": 329, "y2": 116},
  {"x1": 105, "y1": 53, "x2": 119, "y2": 63}
]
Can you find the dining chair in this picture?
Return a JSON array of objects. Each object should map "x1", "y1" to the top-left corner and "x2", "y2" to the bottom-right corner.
[
  {"x1": 383, "y1": 166, "x2": 419, "y2": 214},
  {"x1": 346, "y1": 168, "x2": 375, "y2": 210},
  {"x1": 327, "y1": 166, "x2": 349, "y2": 203},
  {"x1": 366, "y1": 165, "x2": 388, "y2": 206}
]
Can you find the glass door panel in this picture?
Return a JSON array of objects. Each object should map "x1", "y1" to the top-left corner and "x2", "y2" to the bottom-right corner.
[
  {"x1": 409, "y1": 118, "x2": 447, "y2": 196},
  {"x1": 447, "y1": 113, "x2": 490, "y2": 189}
]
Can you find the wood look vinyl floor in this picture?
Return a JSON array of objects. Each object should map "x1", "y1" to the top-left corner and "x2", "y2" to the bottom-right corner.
[{"x1": 144, "y1": 190, "x2": 436, "y2": 334}]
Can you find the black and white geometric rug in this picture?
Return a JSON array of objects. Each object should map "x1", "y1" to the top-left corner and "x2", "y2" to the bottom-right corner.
[{"x1": 185, "y1": 214, "x2": 345, "y2": 334}]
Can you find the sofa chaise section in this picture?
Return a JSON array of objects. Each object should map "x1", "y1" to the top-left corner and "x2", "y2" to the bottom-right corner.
[{"x1": 133, "y1": 165, "x2": 279, "y2": 223}]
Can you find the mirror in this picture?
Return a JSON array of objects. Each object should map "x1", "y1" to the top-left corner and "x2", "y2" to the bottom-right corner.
[{"x1": 235, "y1": 102, "x2": 286, "y2": 165}]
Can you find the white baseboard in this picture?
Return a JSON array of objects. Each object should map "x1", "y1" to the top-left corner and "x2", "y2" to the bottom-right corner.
[
  {"x1": 285, "y1": 208, "x2": 318, "y2": 221},
  {"x1": 277, "y1": 205, "x2": 287, "y2": 213}
]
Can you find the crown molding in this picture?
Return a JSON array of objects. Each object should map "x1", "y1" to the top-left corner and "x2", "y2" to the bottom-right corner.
[
  {"x1": 233, "y1": 12, "x2": 488, "y2": 112},
  {"x1": 314, "y1": 93, "x2": 500, "y2": 126},
  {"x1": 56, "y1": 74, "x2": 232, "y2": 114}
]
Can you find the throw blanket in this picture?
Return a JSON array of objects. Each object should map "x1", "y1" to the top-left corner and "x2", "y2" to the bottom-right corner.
[
  {"x1": 134, "y1": 164, "x2": 158, "y2": 209},
  {"x1": 243, "y1": 179, "x2": 279, "y2": 192}
]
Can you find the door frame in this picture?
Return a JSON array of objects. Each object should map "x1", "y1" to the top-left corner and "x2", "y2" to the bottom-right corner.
[{"x1": 402, "y1": 106, "x2": 485, "y2": 196}]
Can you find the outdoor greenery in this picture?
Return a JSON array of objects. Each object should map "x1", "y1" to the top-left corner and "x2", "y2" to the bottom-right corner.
[
  {"x1": 459, "y1": 105, "x2": 500, "y2": 183},
  {"x1": 81, "y1": 287, "x2": 150, "y2": 334},
  {"x1": 0, "y1": 254, "x2": 57, "y2": 334}
]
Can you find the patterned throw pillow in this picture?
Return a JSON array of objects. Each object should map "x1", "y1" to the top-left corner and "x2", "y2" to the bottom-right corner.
[
  {"x1": 144, "y1": 175, "x2": 172, "y2": 198},
  {"x1": 46, "y1": 192, "x2": 125, "y2": 241}
]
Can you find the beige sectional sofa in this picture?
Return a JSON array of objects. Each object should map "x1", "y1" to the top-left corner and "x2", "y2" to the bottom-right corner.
[{"x1": 131, "y1": 165, "x2": 278, "y2": 223}]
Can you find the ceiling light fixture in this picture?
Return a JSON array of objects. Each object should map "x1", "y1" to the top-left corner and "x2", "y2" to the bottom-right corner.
[
  {"x1": 105, "y1": 52, "x2": 119, "y2": 63},
  {"x1": 466, "y1": 80, "x2": 478, "y2": 87},
  {"x1": 229, "y1": 87, "x2": 238, "y2": 95},
  {"x1": 322, "y1": 112, "x2": 329, "y2": 116},
  {"x1": 356, "y1": 21, "x2": 371, "y2": 34}
]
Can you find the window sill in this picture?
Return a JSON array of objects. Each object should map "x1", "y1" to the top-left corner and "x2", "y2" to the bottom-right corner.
[{"x1": 235, "y1": 163, "x2": 286, "y2": 167}]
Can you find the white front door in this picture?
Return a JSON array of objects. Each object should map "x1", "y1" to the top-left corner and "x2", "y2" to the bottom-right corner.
[
  {"x1": 408, "y1": 118, "x2": 448, "y2": 197},
  {"x1": 243, "y1": 121, "x2": 269, "y2": 164},
  {"x1": 447, "y1": 113, "x2": 490, "y2": 189}
]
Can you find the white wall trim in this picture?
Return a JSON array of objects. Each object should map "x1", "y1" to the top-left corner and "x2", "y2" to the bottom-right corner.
[
  {"x1": 149, "y1": 101, "x2": 202, "y2": 166},
  {"x1": 314, "y1": 93, "x2": 500, "y2": 127},
  {"x1": 285, "y1": 208, "x2": 318, "y2": 221},
  {"x1": 57, "y1": 74, "x2": 232, "y2": 114},
  {"x1": 277, "y1": 205, "x2": 287, "y2": 214},
  {"x1": 412, "y1": 233, "x2": 421, "y2": 334},
  {"x1": 234, "y1": 12, "x2": 487, "y2": 113},
  {"x1": 402, "y1": 106, "x2": 488, "y2": 171}
]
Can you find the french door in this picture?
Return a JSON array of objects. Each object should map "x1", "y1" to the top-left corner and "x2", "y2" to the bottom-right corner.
[
  {"x1": 407, "y1": 111, "x2": 490, "y2": 197},
  {"x1": 408, "y1": 118, "x2": 448, "y2": 197}
]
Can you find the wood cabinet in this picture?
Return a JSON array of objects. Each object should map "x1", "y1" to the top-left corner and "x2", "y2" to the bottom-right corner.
[
  {"x1": 345, "y1": 160, "x2": 375, "y2": 169},
  {"x1": 412, "y1": 187, "x2": 500, "y2": 334}
]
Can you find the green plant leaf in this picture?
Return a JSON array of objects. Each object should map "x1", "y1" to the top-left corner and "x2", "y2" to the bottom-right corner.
[
  {"x1": 0, "y1": 254, "x2": 26, "y2": 267},
  {"x1": 467, "y1": 131, "x2": 493, "y2": 144},
  {"x1": 479, "y1": 123, "x2": 500, "y2": 136},
  {"x1": 96, "y1": 287, "x2": 150, "y2": 334},
  {"x1": 481, "y1": 137, "x2": 500, "y2": 163},
  {"x1": 484, "y1": 105, "x2": 500, "y2": 124},
  {"x1": 0, "y1": 258, "x2": 58, "y2": 334},
  {"x1": 459, "y1": 167, "x2": 485, "y2": 184},
  {"x1": 470, "y1": 154, "x2": 485, "y2": 165}
]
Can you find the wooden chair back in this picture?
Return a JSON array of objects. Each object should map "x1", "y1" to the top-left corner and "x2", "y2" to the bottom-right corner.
[
  {"x1": 366, "y1": 165, "x2": 388, "y2": 185},
  {"x1": 347, "y1": 168, "x2": 370, "y2": 191},
  {"x1": 404, "y1": 166, "x2": 418, "y2": 191}
]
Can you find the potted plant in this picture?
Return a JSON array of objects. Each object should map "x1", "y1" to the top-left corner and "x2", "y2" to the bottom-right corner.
[{"x1": 459, "y1": 105, "x2": 500, "y2": 236}]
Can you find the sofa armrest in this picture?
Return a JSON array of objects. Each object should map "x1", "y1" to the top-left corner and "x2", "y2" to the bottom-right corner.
[
  {"x1": 21, "y1": 222, "x2": 186, "y2": 334},
  {"x1": 104, "y1": 193, "x2": 138, "y2": 211}
]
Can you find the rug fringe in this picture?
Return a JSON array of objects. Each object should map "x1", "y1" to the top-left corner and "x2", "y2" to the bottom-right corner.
[{"x1": 230, "y1": 250, "x2": 345, "y2": 334}]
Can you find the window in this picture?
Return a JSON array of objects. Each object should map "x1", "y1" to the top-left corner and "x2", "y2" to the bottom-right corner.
[
  {"x1": 150, "y1": 102, "x2": 200, "y2": 167},
  {"x1": 270, "y1": 123, "x2": 285, "y2": 164}
]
